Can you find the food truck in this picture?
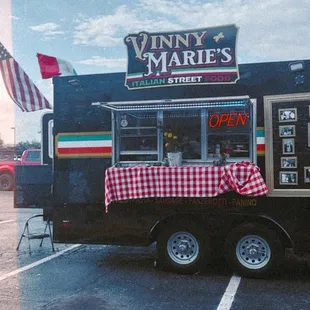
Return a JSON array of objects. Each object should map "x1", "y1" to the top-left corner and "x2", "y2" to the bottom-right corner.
[{"x1": 15, "y1": 25, "x2": 310, "y2": 278}]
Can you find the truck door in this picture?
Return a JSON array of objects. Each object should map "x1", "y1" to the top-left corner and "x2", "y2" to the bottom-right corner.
[{"x1": 14, "y1": 113, "x2": 53, "y2": 209}]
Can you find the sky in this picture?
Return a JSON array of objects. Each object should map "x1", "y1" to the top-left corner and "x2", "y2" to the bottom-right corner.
[{"x1": 0, "y1": 0, "x2": 310, "y2": 144}]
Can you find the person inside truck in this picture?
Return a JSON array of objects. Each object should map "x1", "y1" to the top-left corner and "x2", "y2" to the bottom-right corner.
[
  {"x1": 182, "y1": 135, "x2": 200, "y2": 159},
  {"x1": 137, "y1": 138, "x2": 155, "y2": 162},
  {"x1": 139, "y1": 138, "x2": 153, "y2": 151}
]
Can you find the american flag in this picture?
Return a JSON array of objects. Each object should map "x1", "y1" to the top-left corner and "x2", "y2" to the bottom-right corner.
[{"x1": 0, "y1": 42, "x2": 52, "y2": 112}]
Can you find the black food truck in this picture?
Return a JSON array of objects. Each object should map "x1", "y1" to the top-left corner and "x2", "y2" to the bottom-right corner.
[{"x1": 15, "y1": 25, "x2": 310, "y2": 278}]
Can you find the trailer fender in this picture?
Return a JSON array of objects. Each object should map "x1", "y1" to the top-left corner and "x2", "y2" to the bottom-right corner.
[
  {"x1": 149, "y1": 212, "x2": 292, "y2": 249},
  {"x1": 148, "y1": 212, "x2": 206, "y2": 242},
  {"x1": 225, "y1": 213, "x2": 293, "y2": 249}
]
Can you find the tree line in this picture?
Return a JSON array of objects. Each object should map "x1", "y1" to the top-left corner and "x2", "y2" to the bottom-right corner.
[
  {"x1": 15, "y1": 140, "x2": 41, "y2": 155},
  {"x1": 0, "y1": 140, "x2": 41, "y2": 158}
]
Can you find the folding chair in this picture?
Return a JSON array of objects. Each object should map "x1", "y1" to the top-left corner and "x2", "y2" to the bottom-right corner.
[{"x1": 16, "y1": 214, "x2": 55, "y2": 254}]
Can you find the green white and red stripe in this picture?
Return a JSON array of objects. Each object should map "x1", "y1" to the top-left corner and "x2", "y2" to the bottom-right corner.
[
  {"x1": 37, "y1": 53, "x2": 77, "y2": 79},
  {"x1": 257, "y1": 127, "x2": 265, "y2": 155},
  {"x1": 56, "y1": 132, "x2": 112, "y2": 158},
  {"x1": 126, "y1": 67, "x2": 237, "y2": 80}
]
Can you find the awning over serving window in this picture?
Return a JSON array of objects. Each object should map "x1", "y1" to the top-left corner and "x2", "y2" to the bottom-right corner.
[{"x1": 93, "y1": 96, "x2": 251, "y2": 112}]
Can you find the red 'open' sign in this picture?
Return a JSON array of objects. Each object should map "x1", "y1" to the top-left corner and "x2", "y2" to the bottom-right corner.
[{"x1": 209, "y1": 112, "x2": 249, "y2": 128}]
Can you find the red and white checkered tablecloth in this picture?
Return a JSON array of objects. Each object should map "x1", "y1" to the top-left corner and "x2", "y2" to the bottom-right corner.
[{"x1": 104, "y1": 161, "x2": 268, "y2": 211}]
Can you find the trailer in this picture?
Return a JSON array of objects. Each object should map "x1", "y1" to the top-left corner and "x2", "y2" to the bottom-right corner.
[{"x1": 15, "y1": 26, "x2": 310, "y2": 278}]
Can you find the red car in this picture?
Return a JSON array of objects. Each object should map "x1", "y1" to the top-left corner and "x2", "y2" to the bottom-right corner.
[{"x1": 0, "y1": 149, "x2": 41, "y2": 191}]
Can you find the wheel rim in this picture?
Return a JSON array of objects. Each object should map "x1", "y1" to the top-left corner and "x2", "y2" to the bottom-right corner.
[
  {"x1": 1, "y1": 177, "x2": 10, "y2": 190},
  {"x1": 236, "y1": 234, "x2": 271, "y2": 270},
  {"x1": 167, "y1": 231, "x2": 199, "y2": 265}
]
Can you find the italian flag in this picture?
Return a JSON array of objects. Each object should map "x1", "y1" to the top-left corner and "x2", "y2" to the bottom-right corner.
[
  {"x1": 56, "y1": 132, "x2": 112, "y2": 158},
  {"x1": 257, "y1": 127, "x2": 265, "y2": 155},
  {"x1": 37, "y1": 53, "x2": 77, "y2": 79}
]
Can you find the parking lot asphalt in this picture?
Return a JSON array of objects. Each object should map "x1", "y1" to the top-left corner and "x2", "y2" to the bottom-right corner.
[{"x1": 1, "y1": 191, "x2": 310, "y2": 310}]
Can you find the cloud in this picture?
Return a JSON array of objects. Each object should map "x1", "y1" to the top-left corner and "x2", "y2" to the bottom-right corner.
[
  {"x1": 137, "y1": 0, "x2": 310, "y2": 62},
  {"x1": 74, "y1": 34, "x2": 122, "y2": 47},
  {"x1": 30, "y1": 22, "x2": 59, "y2": 32},
  {"x1": 73, "y1": 5, "x2": 182, "y2": 47},
  {"x1": 71, "y1": 0, "x2": 310, "y2": 62},
  {"x1": 77, "y1": 56, "x2": 127, "y2": 70},
  {"x1": 30, "y1": 22, "x2": 65, "y2": 38}
]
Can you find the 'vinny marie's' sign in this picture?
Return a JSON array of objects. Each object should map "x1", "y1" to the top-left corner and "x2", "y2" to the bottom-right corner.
[{"x1": 124, "y1": 24, "x2": 239, "y2": 90}]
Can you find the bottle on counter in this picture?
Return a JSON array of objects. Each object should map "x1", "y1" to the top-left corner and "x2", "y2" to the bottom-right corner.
[{"x1": 224, "y1": 141, "x2": 232, "y2": 157}]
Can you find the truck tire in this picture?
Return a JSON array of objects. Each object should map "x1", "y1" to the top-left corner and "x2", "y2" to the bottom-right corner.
[
  {"x1": 224, "y1": 223, "x2": 284, "y2": 278},
  {"x1": 156, "y1": 220, "x2": 210, "y2": 274},
  {"x1": 0, "y1": 173, "x2": 14, "y2": 191}
]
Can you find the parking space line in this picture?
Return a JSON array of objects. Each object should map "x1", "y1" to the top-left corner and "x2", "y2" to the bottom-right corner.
[
  {"x1": 217, "y1": 275, "x2": 241, "y2": 310},
  {"x1": 0, "y1": 244, "x2": 81, "y2": 282},
  {"x1": 0, "y1": 220, "x2": 14, "y2": 224}
]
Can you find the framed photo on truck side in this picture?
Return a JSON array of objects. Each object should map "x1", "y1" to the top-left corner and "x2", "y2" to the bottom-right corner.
[
  {"x1": 278, "y1": 108, "x2": 297, "y2": 122},
  {"x1": 279, "y1": 125, "x2": 295, "y2": 137},
  {"x1": 279, "y1": 171, "x2": 298, "y2": 185},
  {"x1": 281, "y1": 157, "x2": 297, "y2": 168},
  {"x1": 304, "y1": 167, "x2": 310, "y2": 183},
  {"x1": 282, "y1": 138, "x2": 295, "y2": 154}
]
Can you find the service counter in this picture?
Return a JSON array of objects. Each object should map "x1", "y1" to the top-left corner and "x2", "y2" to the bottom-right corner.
[{"x1": 104, "y1": 161, "x2": 267, "y2": 211}]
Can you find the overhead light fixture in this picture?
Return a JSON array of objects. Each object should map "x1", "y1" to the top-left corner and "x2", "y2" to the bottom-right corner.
[
  {"x1": 289, "y1": 61, "x2": 304, "y2": 72},
  {"x1": 68, "y1": 79, "x2": 82, "y2": 87}
]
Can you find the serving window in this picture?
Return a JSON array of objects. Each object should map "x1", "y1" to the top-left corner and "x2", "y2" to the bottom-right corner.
[
  {"x1": 116, "y1": 111, "x2": 159, "y2": 163},
  {"x1": 101, "y1": 96, "x2": 255, "y2": 166},
  {"x1": 207, "y1": 105, "x2": 252, "y2": 160},
  {"x1": 163, "y1": 110, "x2": 201, "y2": 160}
]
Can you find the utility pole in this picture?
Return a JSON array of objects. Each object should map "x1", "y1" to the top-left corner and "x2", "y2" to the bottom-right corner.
[{"x1": 11, "y1": 127, "x2": 16, "y2": 146}]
